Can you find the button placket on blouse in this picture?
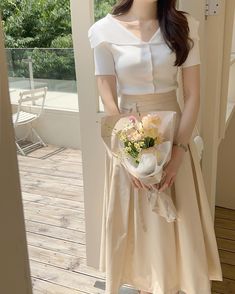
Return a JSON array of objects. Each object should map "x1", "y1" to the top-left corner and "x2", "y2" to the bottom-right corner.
[{"x1": 148, "y1": 43, "x2": 156, "y2": 92}]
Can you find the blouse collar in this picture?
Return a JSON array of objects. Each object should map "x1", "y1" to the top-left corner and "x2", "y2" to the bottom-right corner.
[
  {"x1": 88, "y1": 13, "x2": 164, "y2": 48},
  {"x1": 106, "y1": 13, "x2": 162, "y2": 44}
]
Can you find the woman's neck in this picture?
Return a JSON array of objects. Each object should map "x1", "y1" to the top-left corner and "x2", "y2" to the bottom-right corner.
[{"x1": 129, "y1": 0, "x2": 157, "y2": 21}]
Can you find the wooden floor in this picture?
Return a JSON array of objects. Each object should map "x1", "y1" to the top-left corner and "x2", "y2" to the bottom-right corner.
[
  {"x1": 17, "y1": 145, "x2": 234, "y2": 294},
  {"x1": 213, "y1": 206, "x2": 235, "y2": 293}
]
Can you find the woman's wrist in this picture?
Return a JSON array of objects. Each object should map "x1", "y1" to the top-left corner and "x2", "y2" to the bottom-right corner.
[
  {"x1": 173, "y1": 141, "x2": 188, "y2": 152},
  {"x1": 105, "y1": 106, "x2": 120, "y2": 116},
  {"x1": 171, "y1": 144, "x2": 186, "y2": 159}
]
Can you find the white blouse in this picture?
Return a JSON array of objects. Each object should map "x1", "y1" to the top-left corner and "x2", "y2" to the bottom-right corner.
[{"x1": 88, "y1": 13, "x2": 200, "y2": 95}]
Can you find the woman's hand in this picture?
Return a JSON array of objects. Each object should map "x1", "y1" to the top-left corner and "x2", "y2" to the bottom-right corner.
[
  {"x1": 127, "y1": 172, "x2": 151, "y2": 191},
  {"x1": 126, "y1": 146, "x2": 187, "y2": 192},
  {"x1": 153, "y1": 145, "x2": 186, "y2": 192}
]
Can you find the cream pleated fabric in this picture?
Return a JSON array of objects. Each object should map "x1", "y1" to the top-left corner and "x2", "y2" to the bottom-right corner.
[{"x1": 99, "y1": 90, "x2": 223, "y2": 294}]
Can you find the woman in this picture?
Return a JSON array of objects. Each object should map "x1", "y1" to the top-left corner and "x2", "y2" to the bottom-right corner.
[{"x1": 88, "y1": 0, "x2": 223, "y2": 293}]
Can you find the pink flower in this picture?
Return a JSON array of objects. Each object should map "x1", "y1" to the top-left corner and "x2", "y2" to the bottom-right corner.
[{"x1": 128, "y1": 115, "x2": 137, "y2": 123}]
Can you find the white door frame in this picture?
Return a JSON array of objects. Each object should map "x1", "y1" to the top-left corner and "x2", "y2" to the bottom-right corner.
[{"x1": 70, "y1": 0, "x2": 106, "y2": 269}]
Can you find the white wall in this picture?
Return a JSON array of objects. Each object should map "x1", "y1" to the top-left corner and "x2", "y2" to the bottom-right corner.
[{"x1": 12, "y1": 104, "x2": 81, "y2": 148}]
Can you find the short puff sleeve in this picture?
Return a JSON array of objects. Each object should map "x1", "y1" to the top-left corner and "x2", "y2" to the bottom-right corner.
[
  {"x1": 181, "y1": 15, "x2": 201, "y2": 68},
  {"x1": 88, "y1": 25, "x2": 116, "y2": 76}
]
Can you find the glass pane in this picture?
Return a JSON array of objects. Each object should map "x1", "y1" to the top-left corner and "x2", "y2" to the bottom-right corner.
[
  {"x1": 7, "y1": 48, "x2": 78, "y2": 111},
  {"x1": 2, "y1": 0, "x2": 78, "y2": 111}
]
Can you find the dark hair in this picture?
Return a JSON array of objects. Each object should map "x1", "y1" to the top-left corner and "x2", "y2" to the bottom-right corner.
[{"x1": 111, "y1": 0, "x2": 194, "y2": 67}]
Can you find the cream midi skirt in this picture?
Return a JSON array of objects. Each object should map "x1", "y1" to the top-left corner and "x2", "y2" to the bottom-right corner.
[{"x1": 99, "y1": 89, "x2": 223, "y2": 294}]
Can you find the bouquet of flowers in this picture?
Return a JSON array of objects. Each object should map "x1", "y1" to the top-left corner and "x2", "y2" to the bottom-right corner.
[{"x1": 100, "y1": 110, "x2": 179, "y2": 222}]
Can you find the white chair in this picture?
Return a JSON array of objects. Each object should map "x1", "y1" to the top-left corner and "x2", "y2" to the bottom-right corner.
[{"x1": 12, "y1": 87, "x2": 48, "y2": 156}]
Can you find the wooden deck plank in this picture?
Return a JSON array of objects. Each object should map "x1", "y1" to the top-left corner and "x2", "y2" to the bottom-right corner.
[
  {"x1": 221, "y1": 263, "x2": 235, "y2": 280},
  {"x1": 219, "y1": 249, "x2": 235, "y2": 266},
  {"x1": 217, "y1": 238, "x2": 235, "y2": 253},
  {"x1": 26, "y1": 232, "x2": 86, "y2": 258},
  {"x1": 23, "y1": 200, "x2": 84, "y2": 216},
  {"x1": 18, "y1": 155, "x2": 83, "y2": 172},
  {"x1": 28, "y1": 245, "x2": 105, "y2": 279},
  {"x1": 18, "y1": 160, "x2": 83, "y2": 177},
  {"x1": 215, "y1": 206, "x2": 235, "y2": 221},
  {"x1": 215, "y1": 218, "x2": 235, "y2": 231},
  {"x1": 22, "y1": 192, "x2": 84, "y2": 210},
  {"x1": 30, "y1": 260, "x2": 105, "y2": 294},
  {"x1": 212, "y1": 278, "x2": 235, "y2": 293},
  {"x1": 20, "y1": 170, "x2": 83, "y2": 187},
  {"x1": 25, "y1": 220, "x2": 86, "y2": 244},
  {"x1": 22, "y1": 182, "x2": 84, "y2": 199},
  {"x1": 31, "y1": 278, "x2": 85, "y2": 294},
  {"x1": 22, "y1": 185, "x2": 84, "y2": 202},
  {"x1": 46, "y1": 151, "x2": 83, "y2": 164},
  {"x1": 24, "y1": 208, "x2": 85, "y2": 231},
  {"x1": 215, "y1": 227, "x2": 235, "y2": 241}
]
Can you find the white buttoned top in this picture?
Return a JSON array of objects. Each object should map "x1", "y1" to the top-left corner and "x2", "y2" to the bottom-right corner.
[{"x1": 88, "y1": 12, "x2": 200, "y2": 95}]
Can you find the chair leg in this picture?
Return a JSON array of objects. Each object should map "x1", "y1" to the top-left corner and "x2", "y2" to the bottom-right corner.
[
  {"x1": 14, "y1": 127, "x2": 33, "y2": 156},
  {"x1": 31, "y1": 127, "x2": 47, "y2": 147},
  {"x1": 14, "y1": 127, "x2": 47, "y2": 156},
  {"x1": 15, "y1": 139, "x2": 26, "y2": 156}
]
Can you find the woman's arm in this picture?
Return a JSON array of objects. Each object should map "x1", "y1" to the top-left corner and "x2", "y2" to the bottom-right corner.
[
  {"x1": 157, "y1": 64, "x2": 200, "y2": 192},
  {"x1": 173, "y1": 15, "x2": 201, "y2": 149},
  {"x1": 174, "y1": 64, "x2": 200, "y2": 147},
  {"x1": 157, "y1": 15, "x2": 201, "y2": 192},
  {"x1": 96, "y1": 75, "x2": 120, "y2": 116}
]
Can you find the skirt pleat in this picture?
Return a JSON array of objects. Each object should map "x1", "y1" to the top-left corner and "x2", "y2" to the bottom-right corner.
[{"x1": 99, "y1": 90, "x2": 223, "y2": 294}]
